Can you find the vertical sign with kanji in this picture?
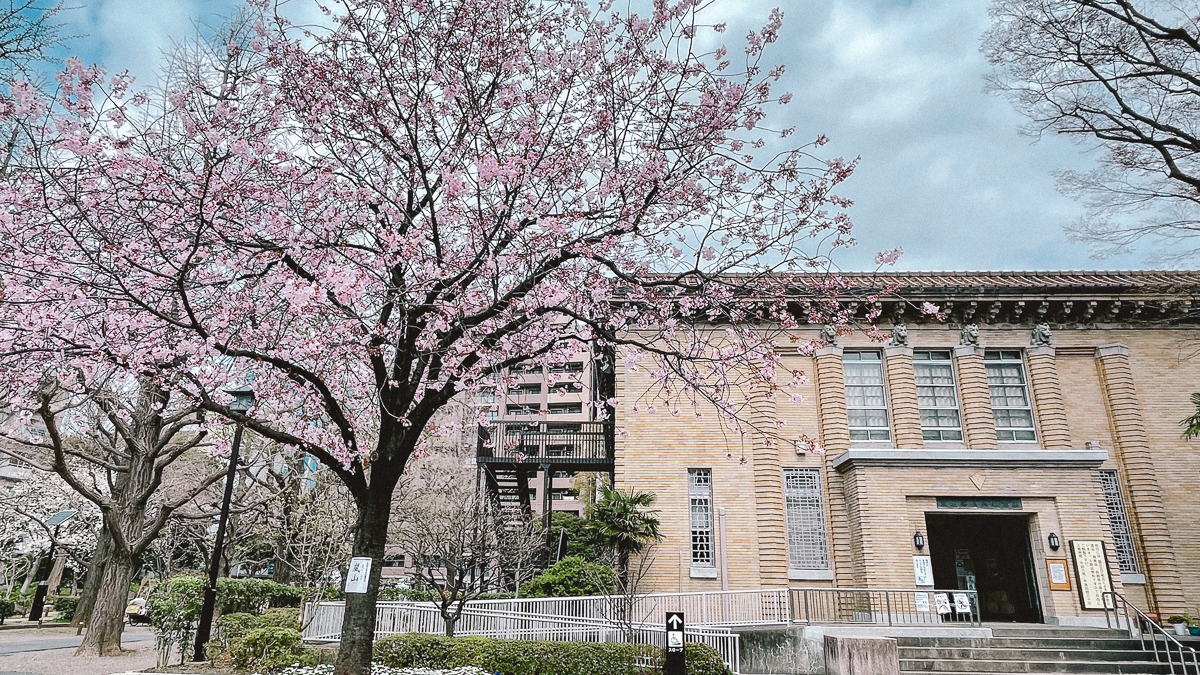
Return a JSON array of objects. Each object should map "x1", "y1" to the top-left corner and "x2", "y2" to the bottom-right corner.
[{"x1": 664, "y1": 611, "x2": 685, "y2": 675}]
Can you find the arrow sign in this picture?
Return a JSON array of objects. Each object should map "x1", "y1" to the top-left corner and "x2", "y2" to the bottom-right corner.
[{"x1": 664, "y1": 611, "x2": 685, "y2": 674}]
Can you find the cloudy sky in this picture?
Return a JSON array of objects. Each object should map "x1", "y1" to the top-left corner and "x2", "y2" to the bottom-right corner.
[{"x1": 57, "y1": 0, "x2": 1162, "y2": 272}]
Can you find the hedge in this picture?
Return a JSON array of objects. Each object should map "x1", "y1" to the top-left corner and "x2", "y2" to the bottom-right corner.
[
  {"x1": 227, "y1": 627, "x2": 314, "y2": 672},
  {"x1": 50, "y1": 595, "x2": 79, "y2": 621},
  {"x1": 0, "y1": 595, "x2": 14, "y2": 624},
  {"x1": 373, "y1": 633, "x2": 731, "y2": 675}
]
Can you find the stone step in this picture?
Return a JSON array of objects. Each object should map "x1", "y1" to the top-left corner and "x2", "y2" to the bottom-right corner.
[
  {"x1": 896, "y1": 637, "x2": 1147, "y2": 650},
  {"x1": 899, "y1": 658, "x2": 1171, "y2": 674},
  {"x1": 898, "y1": 647, "x2": 1157, "y2": 662},
  {"x1": 989, "y1": 627, "x2": 1131, "y2": 639}
]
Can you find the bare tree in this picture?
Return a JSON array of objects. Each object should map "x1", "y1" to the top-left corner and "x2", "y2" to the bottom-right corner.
[
  {"x1": 390, "y1": 455, "x2": 499, "y2": 637},
  {"x1": 985, "y1": 0, "x2": 1200, "y2": 259},
  {"x1": 0, "y1": 372, "x2": 234, "y2": 656}
]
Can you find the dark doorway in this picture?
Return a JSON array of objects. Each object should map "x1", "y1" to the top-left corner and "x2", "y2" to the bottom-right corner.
[{"x1": 925, "y1": 513, "x2": 1043, "y2": 623}]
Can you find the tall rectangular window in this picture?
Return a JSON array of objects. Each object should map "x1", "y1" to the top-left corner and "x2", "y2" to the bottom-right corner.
[
  {"x1": 689, "y1": 469, "x2": 715, "y2": 567},
  {"x1": 985, "y1": 350, "x2": 1037, "y2": 442},
  {"x1": 914, "y1": 350, "x2": 963, "y2": 442},
  {"x1": 844, "y1": 351, "x2": 890, "y2": 441},
  {"x1": 1100, "y1": 470, "x2": 1139, "y2": 573},
  {"x1": 783, "y1": 468, "x2": 830, "y2": 570}
]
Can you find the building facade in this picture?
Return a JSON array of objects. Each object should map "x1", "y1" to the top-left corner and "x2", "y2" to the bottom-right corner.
[{"x1": 614, "y1": 271, "x2": 1200, "y2": 625}]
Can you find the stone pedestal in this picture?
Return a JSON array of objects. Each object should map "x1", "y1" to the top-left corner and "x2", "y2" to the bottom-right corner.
[{"x1": 823, "y1": 634, "x2": 899, "y2": 675}]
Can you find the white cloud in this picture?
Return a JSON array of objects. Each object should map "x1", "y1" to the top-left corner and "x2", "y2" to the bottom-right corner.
[{"x1": 60, "y1": 0, "x2": 1156, "y2": 270}]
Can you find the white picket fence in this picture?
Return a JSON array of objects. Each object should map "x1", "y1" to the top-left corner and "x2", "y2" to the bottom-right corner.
[{"x1": 303, "y1": 600, "x2": 741, "y2": 673}]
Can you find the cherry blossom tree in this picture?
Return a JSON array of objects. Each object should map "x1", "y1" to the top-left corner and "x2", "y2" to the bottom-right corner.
[{"x1": 0, "y1": 0, "x2": 866, "y2": 671}]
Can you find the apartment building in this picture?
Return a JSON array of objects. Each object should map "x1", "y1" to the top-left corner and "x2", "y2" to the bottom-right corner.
[{"x1": 614, "y1": 271, "x2": 1200, "y2": 625}]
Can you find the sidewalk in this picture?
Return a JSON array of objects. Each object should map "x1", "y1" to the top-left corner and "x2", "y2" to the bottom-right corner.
[{"x1": 0, "y1": 625, "x2": 158, "y2": 675}]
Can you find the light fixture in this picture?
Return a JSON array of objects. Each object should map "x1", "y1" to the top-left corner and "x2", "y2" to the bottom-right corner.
[
  {"x1": 225, "y1": 384, "x2": 256, "y2": 413},
  {"x1": 913, "y1": 531, "x2": 925, "y2": 550},
  {"x1": 1048, "y1": 532, "x2": 1060, "y2": 551}
]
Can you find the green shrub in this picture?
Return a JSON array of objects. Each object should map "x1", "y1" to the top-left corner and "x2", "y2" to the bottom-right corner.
[
  {"x1": 0, "y1": 595, "x2": 15, "y2": 624},
  {"x1": 227, "y1": 627, "x2": 313, "y2": 672},
  {"x1": 149, "y1": 576, "x2": 307, "y2": 663},
  {"x1": 374, "y1": 633, "x2": 642, "y2": 675},
  {"x1": 645, "y1": 643, "x2": 733, "y2": 675},
  {"x1": 50, "y1": 595, "x2": 79, "y2": 621},
  {"x1": 521, "y1": 556, "x2": 615, "y2": 598}
]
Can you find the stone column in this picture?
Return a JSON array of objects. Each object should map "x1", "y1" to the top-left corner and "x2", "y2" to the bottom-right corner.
[
  {"x1": 953, "y1": 345, "x2": 998, "y2": 449},
  {"x1": 814, "y1": 347, "x2": 855, "y2": 587},
  {"x1": 1025, "y1": 346, "x2": 1072, "y2": 449},
  {"x1": 884, "y1": 346, "x2": 924, "y2": 448},
  {"x1": 748, "y1": 383, "x2": 788, "y2": 586},
  {"x1": 1097, "y1": 344, "x2": 1186, "y2": 615}
]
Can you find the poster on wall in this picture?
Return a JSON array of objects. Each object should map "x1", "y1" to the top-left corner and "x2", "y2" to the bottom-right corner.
[
  {"x1": 1046, "y1": 558, "x2": 1071, "y2": 591},
  {"x1": 1069, "y1": 540, "x2": 1115, "y2": 610},
  {"x1": 912, "y1": 556, "x2": 934, "y2": 586}
]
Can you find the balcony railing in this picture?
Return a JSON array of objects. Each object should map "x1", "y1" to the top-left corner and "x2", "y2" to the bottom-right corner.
[{"x1": 477, "y1": 421, "x2": 613, "y2": 464}]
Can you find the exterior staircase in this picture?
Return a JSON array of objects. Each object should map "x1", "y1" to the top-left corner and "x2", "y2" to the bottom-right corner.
[{"x1": 898, "y1": 625, "x2": 1189, "y2": 674}]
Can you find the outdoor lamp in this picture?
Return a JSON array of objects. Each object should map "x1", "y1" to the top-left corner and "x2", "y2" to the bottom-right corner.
[
  {"x1": 193, "y1": 384, "x2": 255, "y2": 662},
  {"x1": 226, "y1": 384, "x2": 256, "y2": 413},
  {"x1": 1048, "y1": 532, "x2": 1061, "y2": 551},
  {"x1": 913, "y1": 531, "x2": 925, "y2": 550}
]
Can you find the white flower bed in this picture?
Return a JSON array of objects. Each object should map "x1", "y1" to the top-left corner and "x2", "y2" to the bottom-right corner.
[{"x1": 268, "y1": 666, "x2": 492, "y2": 675}]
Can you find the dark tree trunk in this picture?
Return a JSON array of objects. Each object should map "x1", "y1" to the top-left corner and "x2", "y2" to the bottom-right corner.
[
  {"x1": 72, "y1": 528, "x2": 112, "y2": 628},
  {"x1": 444, "y1": 615, "x2": 457, "y2": 637},
  {"x1": 75, "y1": 549, "x2": 135, "y2": 656},
  {"x1": 333, "y1": 482, "x2": 394, "y2": 675}
]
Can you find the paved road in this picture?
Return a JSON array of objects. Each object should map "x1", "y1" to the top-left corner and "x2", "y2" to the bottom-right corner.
[{"x1": 0, "y1": 630, "x2": 153, "y2": 656}]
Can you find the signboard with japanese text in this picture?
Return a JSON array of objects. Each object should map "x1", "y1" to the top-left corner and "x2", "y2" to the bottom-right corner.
[
  {"x1": 345, "y1": 557, "x2": 372, "y2": 594},
  {"x1": 1046, "y1": 558, "x2": 1071, "y2": 591},
  {"x1": 912, "y1": 556, "x2": 933, "y2": 586},
  {"x1": 1069, "y1": 540, "x2": 1114, "y2": 610},
  {"x1": 664, "y1": 612, "x2": 685, "y2": 674}
]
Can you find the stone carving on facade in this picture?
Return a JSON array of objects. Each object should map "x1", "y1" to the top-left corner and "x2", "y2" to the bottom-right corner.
[
  {"x1": 960, "y1": 323, "x2": 979, "y2": 347},
  {"x1": 1031, "y1": 322, "x2": 1052, "y2": 347},
  {"x1": 891, "y1": 323, "x2": 908, "y2": 347},
  {"x1": 820, "y1": 324, "x2": 838, "y2": 347}
]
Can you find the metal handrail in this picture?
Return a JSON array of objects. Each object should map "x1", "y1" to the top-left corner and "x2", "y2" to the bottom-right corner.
[
  {"x1": 1103, "y1": 591, "x2": 1200, "y2": 675},
  {"x1": 789, "y1": 586, "x2": 982, "y2": 627}
]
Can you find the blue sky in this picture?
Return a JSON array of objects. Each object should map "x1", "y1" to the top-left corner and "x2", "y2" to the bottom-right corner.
[{"x1": 55, "y1": 0, "x2": 1160, "y2": 272}]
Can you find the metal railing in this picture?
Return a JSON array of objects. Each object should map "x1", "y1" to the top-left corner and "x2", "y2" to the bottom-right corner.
[
  {"x1": 477, "y1": 421, "x2": 613, "y2": 463},
  {"x1": 1104, "y1": 591, "x2": 1200, "y2": 675},
  {"x1": 468, "y1": 588, "x2": 790, "y2": 626},
  {"x1": 789, "y1": 587, "x2": 981, "y2": 627},
  {"x1": 302, "y1": 601, "x2": 740, "y2": 673}
]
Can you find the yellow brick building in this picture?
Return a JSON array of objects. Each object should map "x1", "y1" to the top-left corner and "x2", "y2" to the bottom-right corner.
[{"x1": 614, "y1": 271, "x2": 1200, "y2": 626}]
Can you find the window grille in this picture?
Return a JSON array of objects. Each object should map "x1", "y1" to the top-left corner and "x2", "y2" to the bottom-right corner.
[
  {"x1": 783, "y1": 468, "x2": 829, "y2": 570},
  {"x1": 1099, "y1": 470, "x2": 1139, "y2": 573},
  {"x1": 547, "y1": 403, "x2": 582, "y2": 415},
  {"x1": 914, "y1": 350, "x2": 963, "y2": 441},
  {"x1": 984, "y1": 350, "x2": 1037, "y2": 441},
  {"x1": 689, "y1": 469, "x2": 715, "y2": 567},
  {"x1": 844, "y1": 351, "x2": 891, "y2": 441}
]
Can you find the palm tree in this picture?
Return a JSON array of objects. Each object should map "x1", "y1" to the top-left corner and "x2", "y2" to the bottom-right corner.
[{"x1": 589, "y1": 486, "x2": 662, "y2": 586}]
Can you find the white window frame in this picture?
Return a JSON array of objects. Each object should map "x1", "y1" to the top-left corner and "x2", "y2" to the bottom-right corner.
[
  {"x1": 783, "y1": 468, "x2": 830, "y2": 575},
  {"x1": 844, "y1": 351, "x2": 891, "y2": 442},
  {"x1": 688, "y1": 469, "x2": 716, "y2": 574},
  {"x1": 914, "y1": 350, "x2": 964, "y2": 442},
  {"x1": 985, "y1": 350, "x2": 1037, "y2": 442}
]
